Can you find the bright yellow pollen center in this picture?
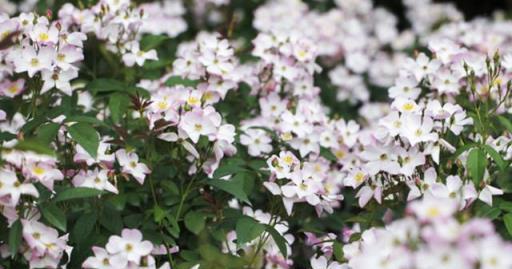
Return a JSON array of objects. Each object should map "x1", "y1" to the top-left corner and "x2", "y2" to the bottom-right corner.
[
  {"x1": 157, "y1": 101, "x2": 168, "y2": 110},
  {"x1": 426, "y1": 207, "x2": 440, "y2": 218},
  {"x1": 33, "y1": 166, "x2": 45, "y2": 175},
  {"x1": 187, "y1": 96, "x2": 200, "y2": 106},
  {"x1": 30, "y1": 58, "x2": 39, "y2": 67},
  {"x1": 355, "y1": 172, "x2": 365, "y2": 183},
  {"x1": 8, "y1": 85, "x2": 18, "y2": 94},
  {"x1": 283, "y1": 155, "x2": 294, "y2": 165},
  {"x1": 39, "y1": 32, "x2": 49, "y2": 41},
  {"x1": 57, "y1": 53, "x2": 66, "y2": 62},
  {"x1": 194, "y1": 124, "x2": 203, "y2": 131},
  {"x1": 402, "y1": 103, "x2": 414, "y2": 111}
]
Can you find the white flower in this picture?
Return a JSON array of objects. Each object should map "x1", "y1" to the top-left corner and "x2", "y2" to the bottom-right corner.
[
  {"x1": 0, "y1": 168, "x2": 38, "y2": 206},
  {"x1": 240, "y1": 128, "x2": 272, "y2": 157},
  {"x1": 115, "y1": 149, "x2": 150, "y2": 184},
  {"x1": 105, "y1": 229, "x2": 153, "y2": 264}
]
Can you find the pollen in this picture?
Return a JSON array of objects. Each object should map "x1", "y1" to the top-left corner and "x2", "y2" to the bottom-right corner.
[
  {"x1": 32, "y1": 166, "x2": 45, "y2": 175},
  {"x1": 283, "y1": 155, "x2": 294, "y2": 166},
  {"x1": 157, "y1": 101, "x2": 168, "y2": 110},
  {"x1": 30, "y1": 58, "x2": 40, "y2": 67},
  {"x1": 57, "y1": 53, "x2": 66, "y2": 62},
  {"x1": 194, "y1": 123, "x2": 203, "y2": 131},
  {"x1": 402, "y1": 102, "x2": 415, "y2": 111},
  {"x1": 8, "y1": 85, "x2": 18, "y2": 94},
  {"x1": 355, "y1": 172, "x2": 365, "y2": 183},
  {"x1": 187, "y1": 96, "x2": 200, "y2": 106},
  {"x1": 426, "y1": 207, "x2": 440, "y2": 218},
  {"x1": 38, "y1": 32, "x2": 49, "y2": 42}
]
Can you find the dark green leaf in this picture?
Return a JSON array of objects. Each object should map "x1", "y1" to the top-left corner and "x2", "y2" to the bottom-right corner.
[
  {"x1": 497, "y1": 115, "x2": 512, "y2": 134},
  {"x1": 87, "y1": 79, "x2": 126, "y2": 94},
  {"x1": 320, "y1": 147, "x2": 337, "y2": 162},
  {"x1": 165, "y1": 76, "x2": 199, "y2": 87},
  {"x1": 109, "y1": 93, "x2": 130, "y2": 123},
  {"x1": 72, "y1": 212, "x2": 97, "y2": 243},
  {"x1": 184, "y1": 211, "x2": 206, "y2": 235},
  {"x1": 8, "y1": 219, "x2": 22, "y2": 256},
  {"x1": 40, "y1": 204, "x2": 67, "y2": 232},
  {"x1": 235, "y1": 216, "x2": 265, "y2": 246},
  {"x1": 54, "y1": 187, "x2": 104, "y2": 202},
  {"x1": 140, "y1": 35, "x2": 169, "y2": 51},
  {"x1": 36, "y1": 123, "x2": 60, "y2": 145},
  {"x1": 209, "y1": 174, "x2": 251, "y2": 204},
  {"x1": 467, "y1": 147, "x2": 487, "y2": 186},
  {"x1": 504, "y1": 213, "x2": 512, "y2": 236},
  {"x1": 153, "y1": 205, "x2": 167, "y2": 223},
  {"x1": 14, "y1": 139, "x2": 55, "y2": 156},
  {"x1": 68, "y1": 123, "x2": 99, "y2": 158},
  {"x1": 333, "y1": 241, "x2": 344, "y2": 263}
]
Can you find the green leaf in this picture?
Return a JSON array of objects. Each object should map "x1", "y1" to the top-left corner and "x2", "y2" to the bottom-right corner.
[
  {"x1": 68, "y1": 123, "x2": 99, "y2": 158},
  {"x1": 165, "y1": 76, "x2": 200, "y2": 87},
  {"x1": 497, "y1": 115, "x2": 512, "y2": 134},
  {"x1": 54, "y1": 187, "x2": 104, "y2": 202},
  {"x1": 209, "y1": 174, "x2": 251, "y2": 204},
  {"x1": 504, "y1": 213, "x2": 512, "y2": 236},
  {"x1": 333, "y1": 241, "x2": 344, "y2": 263},
  {"x1": 72, "y1": 212, "x2": 97, "y2": 243},
  {"x1": 87, "y1": 79, "x2": 126, "y2": 94},
  {"x1": 235, "y1": 216, "x2": 265, "y2": 246},
  {"x1": 467, "y1": 147, "x2": 487, "y2": 186},
  {"x1": 153, "y1": 205, "x2": 167, "y2": 223},
  {"x1": 14, "y1": 139, "x2": 55, "y2": 156},
  {"x1": 8, "y1": 219, "x2": 22, "y2": 256},
  {"x1": 99, "y1": 206, "x2": 123, "y2": 233},
  {"x1": 164, "y1": 215, "x2": 180, "y2": 238},
  {"x1": 213, "y1": 161, "x2": 248, "y2": 179},
  {"x1": 265, "y1": 225, "x2": 288, "y2": 257},
  {"x1": 320, "y1": 147, "x2": 337, "y2": 162},
  {"x1": 500, "y1": 201, "x2": 512, "y2": 212},
  {"x1": 65, "y1": 115, "x2": 109, "y2": 127},
  {"x1": 40, "y1": 204, "x2": 67, "y2": 232},
  {"x1": 36, "y1": 123, "x2": 60, "y2": 145},
  {"x1": 109, "y1": 93, "x2": 130, "y2": 123},
  {"x1": 185, "y1": 211, "x2": 206, "y2": 235},
  {"x1": 482, "y1": 144, "x2": 508, "y2": 171},
  {"x1": 140, "y1": 34, "x2": 168, "y2": 51}
]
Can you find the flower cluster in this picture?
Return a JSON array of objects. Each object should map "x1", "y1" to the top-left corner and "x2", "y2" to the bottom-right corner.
[
  {"x1": 1, "y1": 11, "x2": 85, "y2": 96},
  {"x1": 339, "y1": 196, "x2": 512, "y2": 269},
  {"x1": 58, "y1": 0, "x2": 171, "y2": 67},
  {"x1": 83, "y1": 228, "x2": 173, "y2": 269}
]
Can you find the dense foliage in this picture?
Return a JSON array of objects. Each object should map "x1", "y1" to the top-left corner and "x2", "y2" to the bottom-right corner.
[{"x1": 2, "y1": 0, "x2": 512, "y2": 268}]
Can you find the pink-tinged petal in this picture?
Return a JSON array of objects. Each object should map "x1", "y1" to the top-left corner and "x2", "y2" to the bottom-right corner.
[
  {"x1": 407, "y1": 185, "x2": 421, "y2": 201},
  {"x1": 122, "y1": 228, "x2": 143, "y2": 242},
  {"x1": 282, "y1": 198, "x2": 295, "y2": 215},
  {"x1": 311, "y1": 256, "x2": 327, "y2": 269},
  {"x1": 357, "y1": 186, "x2": 373, "y2": 207},
  {"x1": 281, "y1": 185, "x2": 296, "y2": 198},
  {"x1": 373, "y1": 186, "x2": 382, "y2": 204},
  {"x1": 182, "y1": 141, "x2": 200, "y2": 159},
  {"x1": 478, "y1": 188, "x2": 493, "y2": 206},
  {"x1": 263, "y1": 182, "x2": 282, "y2": 195},
  {"x1": 138, "y1": 240, "x2": 154, "y2": 256},
  {"x1": 306, "y1": 194, "x2": 320, "y2": 206},
  {"x1": 106, "y1": 236, "x2": 124, "y2": 254}
]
